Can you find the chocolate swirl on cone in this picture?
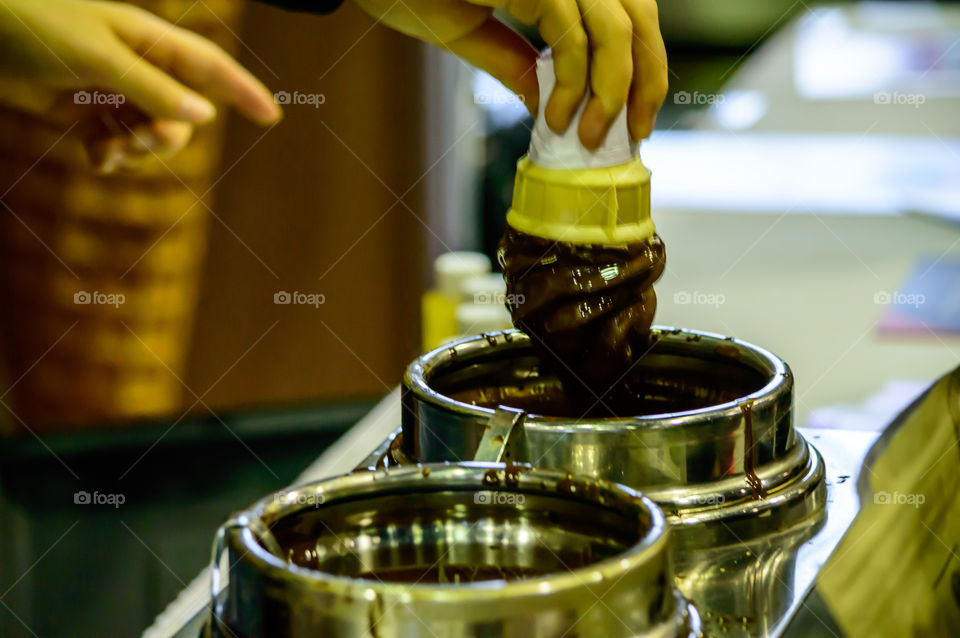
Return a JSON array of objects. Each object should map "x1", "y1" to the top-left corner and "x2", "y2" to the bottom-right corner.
[{"x1": 499, "y1": 225, "x2": 665, "y2": 415}]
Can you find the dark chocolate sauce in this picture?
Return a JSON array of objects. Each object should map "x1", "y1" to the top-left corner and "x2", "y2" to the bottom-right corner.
[
  {"x1": 498, "y1": 225, "x2": 665, "y2": 415},
  {"x1": 739, "y1": 400, "x2": 766, "y2": 498},
  {"x1": 448, "y1": 366, "x2": 755, "y2": 417}
]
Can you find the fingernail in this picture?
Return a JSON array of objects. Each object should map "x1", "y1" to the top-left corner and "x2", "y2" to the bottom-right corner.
[
  {"x1": 580, "y1": 117, "x2": 604, "y2": 151},
  {"x1": 264, "y1": 103, "x2": 283, "y2": 125},
  {"x1": 646, "y1": 112, "x2": 659, "y2": 137},
  {"x1": 544, "y1": 105, "x2": 569, "y2": 135},
  {"x1": 545, "y1": 90, "x2": 579, "y2": 133},
  {"x1": 130, "y1": 129, "x2": 161, "y2": 153},
  {"x1": 98, "y1": 147, "x2": 126, "y2": 174},
  {"x1": 180, "y1": 95, "x2": 216, "y2": 123},
  {"x1": 631, "y1": 111, "x2": 659, "y2": 141}
]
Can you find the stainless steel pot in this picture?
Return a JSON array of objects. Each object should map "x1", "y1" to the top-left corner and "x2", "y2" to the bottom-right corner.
[
  {"x1": 209, "y1": 463, "x2": 701, "y2": 638},
  {"x1": 399, "y1": 328, "x2": 825, "y2": 542}
]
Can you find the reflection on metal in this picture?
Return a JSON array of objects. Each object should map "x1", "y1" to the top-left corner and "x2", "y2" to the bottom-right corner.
[
  {"x1": 370, "y1": 328, "x2": 868, "y2": 637},
  {"x1": 361, "y1": 429, "x2": 872, "y2": 638},
  {"x1": 401, "y1": 329, "x2": 823, "y2": 541},
  {"x1": 805, "y1": 366, "x2": 960, "y2": 637},
  {"x1": 208, "y1": 464, "x2": 701, "y2": 638}
]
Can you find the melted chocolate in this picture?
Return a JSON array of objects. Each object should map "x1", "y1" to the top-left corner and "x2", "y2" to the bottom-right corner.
[
  {"x1": 498, "y1": 225, "x2": 665, "y2": 415},
  {"x1": 448, "y1": 366, "x2": 753, "y2": 417}
]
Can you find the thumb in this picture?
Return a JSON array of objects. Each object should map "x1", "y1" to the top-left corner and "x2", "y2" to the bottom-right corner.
[{"x1": 445, "y1": 16, "x2": 539, "y2": 116}]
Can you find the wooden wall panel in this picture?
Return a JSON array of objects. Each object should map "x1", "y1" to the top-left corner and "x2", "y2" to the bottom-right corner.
[{"x1": 186, "y1": 2, "x2": 428, "y2": 409}]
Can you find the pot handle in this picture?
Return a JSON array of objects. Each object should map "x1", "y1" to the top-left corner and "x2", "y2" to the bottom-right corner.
[
  {"x1": 209, "y1": 513, "x2": 287, "y2": 635},
  {"x1": 210, "y1": 513, "x2": 287, "y2": 605},
  {"x1": 473, "y1": 406, "x2": 527, "y2": 463},
  {"x1": 209, "y1": 515, "x2": 244, "y2": 617}
]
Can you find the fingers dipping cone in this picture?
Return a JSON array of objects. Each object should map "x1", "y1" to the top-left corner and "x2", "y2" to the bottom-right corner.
[{"x1": 498, "y1": 52, "x2": 665, "y2": 415}]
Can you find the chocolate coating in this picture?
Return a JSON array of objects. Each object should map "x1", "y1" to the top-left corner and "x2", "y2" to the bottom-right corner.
[{"x1": 498, "y1": 225, "x2": 666, "y2": 415}]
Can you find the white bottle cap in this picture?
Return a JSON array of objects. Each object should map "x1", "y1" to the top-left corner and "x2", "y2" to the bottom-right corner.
[
  {"x1": 459, "y1": 273, "x2": 507, "y2": 304},
  {"x1": 528, "y1": 51, "x2": 638, "y2": 170},
  {"x1": 455, "y1": 302, "x2": 513, "y2": 336},
  {"x1": 434, "y1": 252, "x2": 492, "y2": 298}
]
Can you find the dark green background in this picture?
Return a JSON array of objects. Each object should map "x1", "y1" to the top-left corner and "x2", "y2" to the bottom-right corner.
[{"x1": 0, "y1": 398, "x2": 376, "y2": 638}]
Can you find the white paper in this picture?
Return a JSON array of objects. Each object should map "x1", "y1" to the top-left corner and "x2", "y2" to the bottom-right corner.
[{"x1": 528, "y1": 52, "x2": 638, "y2": 169}]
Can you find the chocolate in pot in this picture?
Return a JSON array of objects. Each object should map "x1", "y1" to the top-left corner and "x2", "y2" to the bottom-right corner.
[{"x1": 498, "y1": 225, "x2": 665, "y2": 414}]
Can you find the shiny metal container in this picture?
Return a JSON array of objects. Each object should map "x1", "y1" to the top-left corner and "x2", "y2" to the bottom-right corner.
[
  {"x1": 370, "y1": 327, "x2": 831, "y2": 637},
  {"x1": 209, "y1": 463, "x2": 701, "y2": 638},
  {"x1": 398, "y1": 328, "x2": 825, "y2": 542}
]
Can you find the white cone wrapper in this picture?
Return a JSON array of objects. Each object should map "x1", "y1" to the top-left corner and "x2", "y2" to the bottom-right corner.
[{"x1": 528, "y1": 51, "x2": 638, "y2": 169}]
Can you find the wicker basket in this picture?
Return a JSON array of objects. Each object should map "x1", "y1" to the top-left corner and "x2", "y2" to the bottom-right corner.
[{"x1": 0, "y1": 0, "x2": 242, "y2": 431}]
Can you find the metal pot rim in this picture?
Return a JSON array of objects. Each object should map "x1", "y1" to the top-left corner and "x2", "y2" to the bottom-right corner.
[
  {"x1": 404, "y1": 326, "x2": 790, "y2": 429},
  {"x1": 230, "y1": 463, "x2": 671, "y2": 601}
]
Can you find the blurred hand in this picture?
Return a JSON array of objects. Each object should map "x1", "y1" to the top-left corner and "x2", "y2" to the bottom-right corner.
[
  {"x1": 353, "y1": 0, "x2": 668, "y2": 148},
  {"x1": 0, "y1": 0, "x2": 282, "y2": 172}
]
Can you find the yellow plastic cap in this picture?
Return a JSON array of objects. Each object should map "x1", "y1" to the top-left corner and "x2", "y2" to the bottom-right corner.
[{"x1": 506, "y1": 155, "x2": 654, "y2": 245}]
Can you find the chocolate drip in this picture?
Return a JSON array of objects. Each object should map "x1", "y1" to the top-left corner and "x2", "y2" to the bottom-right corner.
[
  {"x1": 740, "y1": 400, "x2": 766, "y2": 498},
  {"x1": 498, "y1": 225, "x2": 665, "y2": 415}
]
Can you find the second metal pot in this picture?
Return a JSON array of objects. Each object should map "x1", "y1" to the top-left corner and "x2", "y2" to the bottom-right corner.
[{"x1": 209, "y1": 463, "x2": 700, "y2": 638}]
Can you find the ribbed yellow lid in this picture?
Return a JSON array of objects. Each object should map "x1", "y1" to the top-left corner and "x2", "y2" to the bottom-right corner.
[{"x1": 506, "y1": 155, "x2": 654, "y2": 245}]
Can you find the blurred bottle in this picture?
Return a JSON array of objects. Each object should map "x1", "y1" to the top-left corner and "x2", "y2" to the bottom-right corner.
[
  {"x1": 455, "y1": 302, "x2": 512, "y2": 337},
  {"x1": 421, "y1": 252, "x2": 490, "y2": 351},
  {"x1": 460, "y1": 273, "x2": 507, "y2": 306},
  {"x1": 455, "y1": 273, "x2": 512, "y2": 337}
]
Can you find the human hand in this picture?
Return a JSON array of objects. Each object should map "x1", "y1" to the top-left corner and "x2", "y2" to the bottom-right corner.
[
  {"x1": 0, "y1": 0, "x2": 282, "y2": 172},
  {"x1": 353, "y1": 0, "x2": 668, "y2": 149}
]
